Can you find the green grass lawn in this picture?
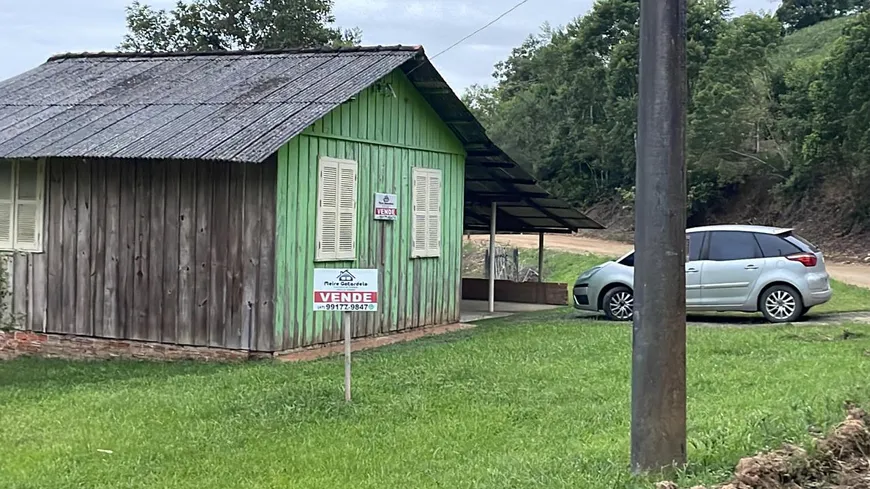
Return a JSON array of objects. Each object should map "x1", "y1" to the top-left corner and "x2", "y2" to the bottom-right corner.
[{"x1": 2, "y1": 312, "x2": 870, "y2": 488}]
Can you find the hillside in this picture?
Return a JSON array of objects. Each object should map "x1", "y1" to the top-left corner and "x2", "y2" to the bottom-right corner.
[
  {"x1": 575, "y1": 17, "x2": 870, "y2": 261},
  {"x1": 772, "y1": 16, "x2": 852, "y2": 67}
]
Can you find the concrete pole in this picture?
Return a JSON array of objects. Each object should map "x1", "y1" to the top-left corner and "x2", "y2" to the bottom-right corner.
[
  {"x1": 488, "y1": 201, "x2": 497, "y2": 313},
  {"x1": 631, "y1": 0, "x2": 688, "y2": 474}
]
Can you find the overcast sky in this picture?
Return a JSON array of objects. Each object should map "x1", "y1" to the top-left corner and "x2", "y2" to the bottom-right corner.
[{"x1": 1, "y1": 0, "x2": 779, "y2": 93}]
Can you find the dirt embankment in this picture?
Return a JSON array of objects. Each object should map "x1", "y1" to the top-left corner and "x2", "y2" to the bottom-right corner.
[
  {"x1": 469, "y1": 234, "x2": 870, "y2": 289},
  {"x1": 658, "y1": 406, "x2": 870, "y2": 489}
]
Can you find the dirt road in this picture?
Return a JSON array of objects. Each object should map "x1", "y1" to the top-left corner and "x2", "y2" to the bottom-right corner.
[{"x1": 470, "y1": 234, "x2": 870, "y2": 289}]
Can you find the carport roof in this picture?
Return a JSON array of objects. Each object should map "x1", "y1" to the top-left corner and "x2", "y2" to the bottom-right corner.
[{"x1": 0, "y1": 45, "x2": 602, "y2": 233}]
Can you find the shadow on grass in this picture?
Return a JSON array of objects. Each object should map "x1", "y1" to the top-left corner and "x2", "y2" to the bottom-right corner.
[
  {"x1": 561, "y1": 309, "x2": 865, "y2": 326},
  {"x1": 0, "y1": 357, "x2": 238, "y2": 393}
]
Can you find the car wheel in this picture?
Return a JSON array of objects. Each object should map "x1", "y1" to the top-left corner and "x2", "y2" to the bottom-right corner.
[
  {"x1": 603, "y1": 286, "x2": 634, "y2": 321},
  {"x1": 760, "y1": 285, "x2": 804, "y2": 323}
]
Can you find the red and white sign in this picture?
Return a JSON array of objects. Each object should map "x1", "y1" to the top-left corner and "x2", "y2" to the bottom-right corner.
[
  {"x1": 313, "y1": 269, "x2": 379, "y2": 311},
  {"x1": 373, "y1": 193, "x2": 398, "y2": 221}
]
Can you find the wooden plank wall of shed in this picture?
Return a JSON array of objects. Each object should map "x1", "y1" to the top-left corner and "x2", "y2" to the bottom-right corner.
[
  {"x1": 2, "y1": 157, "x2": 277, "y2": 351},
  {"x1": 273, "y1": 69, "x2": 466, "y2": 350}
]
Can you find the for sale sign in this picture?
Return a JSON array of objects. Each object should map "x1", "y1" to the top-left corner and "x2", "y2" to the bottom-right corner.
[
  {"x1": 313, "y1": 269, "x2": 379, "y2": 311},
  {"x1": 373, "y1": 193, "x2": 398, "y2": 221}
]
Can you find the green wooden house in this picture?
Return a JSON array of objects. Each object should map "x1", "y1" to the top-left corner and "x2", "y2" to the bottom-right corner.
[{"x1": 0, "y1": 46, "x2": 600, "y2": 354}]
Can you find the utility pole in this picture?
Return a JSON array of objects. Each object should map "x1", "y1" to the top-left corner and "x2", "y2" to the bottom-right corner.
[{"x1": 631, "y1": 0, "x2": 688, "y2": 475}]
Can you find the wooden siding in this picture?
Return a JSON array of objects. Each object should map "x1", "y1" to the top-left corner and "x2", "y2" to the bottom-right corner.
[
  {"x1": 273, "y1": 69, "x2": 466, "y2": 350},
  {"x1": 1, "y1": 157, "x2": 277, "y2": 351}
]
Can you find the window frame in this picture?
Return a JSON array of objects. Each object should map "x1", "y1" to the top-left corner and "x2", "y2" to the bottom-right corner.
[
  {"x1": 752, "y1": 232, "x2": 802, "y2": 258},
  {"x1": 314, "y1": 156, "x2": 358, "y2": 262},
  {"x1": 0, "y1": 159, "x2": 46, "y2": 253},
  {"x1": 687, "y1": 231, "x2": 706, "y2": 262},
  {"x1": 411, "y1": 167, "x2": 442, "y2": 259}
]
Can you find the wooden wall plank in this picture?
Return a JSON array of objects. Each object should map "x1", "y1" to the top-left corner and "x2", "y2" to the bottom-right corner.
[
  {"x1": 224, "y1": 163, "x2": 244, "y2": 350},
  {"x1": 30, "y1": 239, "x2": 47, "y2": 331},
  {"x1": 288, "y1": 139, "x2": 302, "y2": 349},
  {"x1": 90, "y1": 161, "x2": 106, "y2": 336},
  {"x1": 118, "y1": 162, "x2": 137, "y2": 339},
  {"x1": 12, "y1": 253, "x2": 28, "y2": 321},
  {"x1": 162, "y1": 161, "x2": 181, "y2": 344},
  {"x1": 208, "y1": 163, "x2": 229, "y2": 347},
  {"x1": 74, "y1": 160, "x2": 91, "y2": 336},
  {"x1": 101, "y1": 162, "x2": 121, "y2": 338},
  {"x1": 43, "y1": 161, "x2": 60, "y2": 333},
  {"x1": 147, "y1": 160, "x2": 166, "y2": 342},
  {"x1": 256, "y1": 156, "x2": 277, "y2": 352},
  {"x1": 1, "y1": 255, "x2": 12, "y2": 323},
  {"x1": 241, "y1": 164, "x2": 261, "y2": 351},
  {"x1": 61, "y1": 160, "x2": 77, "y2": 334},
  {"x1": 193, "y1": 161, "x2": 212, "y2": 346},
  {"x1": 131, "y1": 160, "x2": 151, "y2": 340},
  {"x1": 273, "y1": 145, "x2": 289, "y2": 350},
  {"x1": 177, "y1": 162, "x2": 196, "y2": 345}
]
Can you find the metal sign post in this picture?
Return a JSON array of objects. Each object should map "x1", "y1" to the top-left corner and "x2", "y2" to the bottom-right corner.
[
  {"x1": 343, "y1": 312, "x2": 352, "y2": 402},
  {"x1": 313, "y1": 268, "x2": 379, "y2": 402},
  {"x1": 631, "y1": 0, "x2": 688, "y2": 474}
]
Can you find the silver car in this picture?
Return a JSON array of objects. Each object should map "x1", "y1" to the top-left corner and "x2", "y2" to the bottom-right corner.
[{"x1": 573, "y1": 225, "x2": 833, "y2": 323}]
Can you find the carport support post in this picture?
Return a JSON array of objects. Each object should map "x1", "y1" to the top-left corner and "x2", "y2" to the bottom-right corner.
[
  {"x1": 489, "y1": 201, "x2": 497, "y2": 313},
  {"x1": 631, "y1": 0, "x2": 688, "y2": 475}
]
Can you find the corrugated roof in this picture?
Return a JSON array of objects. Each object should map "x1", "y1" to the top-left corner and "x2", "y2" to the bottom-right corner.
[{"x1": 0, "y1": 45, "x2": 602, "y2": 233}]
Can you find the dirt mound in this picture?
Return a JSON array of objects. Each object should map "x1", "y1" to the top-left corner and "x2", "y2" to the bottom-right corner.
[{"x1": 661, "y1": 407, "x2": 870, "y2": 488}]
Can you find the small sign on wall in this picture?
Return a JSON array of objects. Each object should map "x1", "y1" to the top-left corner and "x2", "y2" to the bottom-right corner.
[{"x1": 373, "y1": 193, "x2": 398, "y2": 220}]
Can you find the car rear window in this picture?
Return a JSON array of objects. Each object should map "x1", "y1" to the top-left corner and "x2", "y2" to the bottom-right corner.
[
  {"x1": 782, "y1": 232, "x2": 819, "y2": 253},
  {"x1": 754, "y1": 233, "x2": 802, "y2": 257}
]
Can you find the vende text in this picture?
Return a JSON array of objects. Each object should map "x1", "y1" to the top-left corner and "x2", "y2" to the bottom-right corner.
[
  {"x1": 314, "y1": 292, "x2": 378, "y2": 303},
  {"x1": 375, "y1": 208, "x2": 397, "y2": 215}
]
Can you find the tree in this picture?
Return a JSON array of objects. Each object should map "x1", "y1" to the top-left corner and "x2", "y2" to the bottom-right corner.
[
  {"x1": 776, "y1": 0, "x2": 859, "y2": 33},
  {"x1": 119, "y1": 0, "x2": 361, "y2": 52},
  {"x1": 461, "y1": 0, "x2": 746, "y2": 216},
  {"x1": 798, "y1": 12, "x2": 870, "y2": 221}
]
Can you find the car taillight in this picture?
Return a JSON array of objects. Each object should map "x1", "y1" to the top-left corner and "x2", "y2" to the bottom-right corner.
[{"x1": 786, "y1": 252, "x2": 817, "y2": 267}]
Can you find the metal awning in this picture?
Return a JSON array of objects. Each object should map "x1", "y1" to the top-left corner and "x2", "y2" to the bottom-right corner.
[{"x1": 400, "y1": 57, "x2": 603, "y2": 234}]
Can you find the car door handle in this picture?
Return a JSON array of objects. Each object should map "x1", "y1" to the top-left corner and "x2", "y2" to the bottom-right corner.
[
  {"x1": 686, "y1": 268, "x2": 699, "y2": 273},
  {"x1": 745, "y1": 265, "x2": 758, "y2": 270}
]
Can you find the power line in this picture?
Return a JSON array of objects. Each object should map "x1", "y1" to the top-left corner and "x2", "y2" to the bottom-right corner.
[{"x1": 406, "y1": 0, "x2": 534, "y2": 76}]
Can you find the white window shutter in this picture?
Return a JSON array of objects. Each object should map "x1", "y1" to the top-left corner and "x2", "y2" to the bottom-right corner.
[
  {"x1": 316, "y1": 156, "x2": 357, "y2": 262},
  {"x1": 316, "y1": 159, "x2": 339, "y2": 261},
  {"x1": 336, "y1": 160, "x2": 357, "y2": 260},
  {"x1": 13, "y1": 160, "x2": 44, "y2": 252},
  {"x1": 0, "y1": 161, "x2": 13, "y2": 250},
  {"x1": 426, "y1": 171, "x2": 441, "y2": 257},
  {"x1": 412, "y1": 168, "x2": 428, "y2": 257}
]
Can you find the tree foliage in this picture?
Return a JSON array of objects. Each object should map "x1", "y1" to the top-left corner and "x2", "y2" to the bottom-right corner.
[
  {"x1": 776, "y1": 0, "x2": 861, "y2": 33},
  {"x1": 119, "y1": 0, "x2": 360, "y2": 52},
  {"x1": 464, "y1": 0, "x2": 870, "y2": 226}
]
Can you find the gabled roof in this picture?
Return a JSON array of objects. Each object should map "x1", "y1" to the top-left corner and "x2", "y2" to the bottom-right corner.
[{"x1": 0, "y1": 45, "x2": 602, "y2": 232}]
